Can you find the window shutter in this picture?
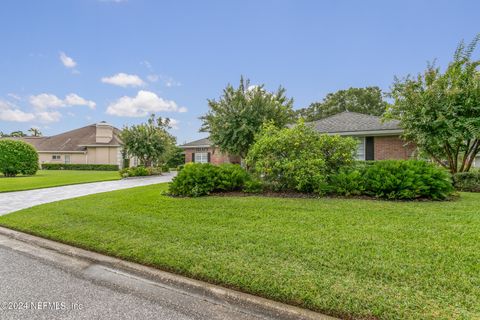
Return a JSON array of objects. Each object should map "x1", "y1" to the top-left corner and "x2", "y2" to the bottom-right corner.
[
  {"x1": 207, "y1": 152, "x2": 211, "y2": 163},
  {"x1": 192, "y1": 153, "x2": 195, "y2": 162},
  {"x1": 365, "y1": 137, "x2": 375, "y2": 160}
]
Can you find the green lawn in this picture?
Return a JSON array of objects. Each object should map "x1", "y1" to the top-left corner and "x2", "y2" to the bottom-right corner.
[
  {"x1": 0, "y1": 170, "x2": 120, "y2": 192},
  {"x1": 0, "y1": 184, "x2": 478, "y2": 319}
]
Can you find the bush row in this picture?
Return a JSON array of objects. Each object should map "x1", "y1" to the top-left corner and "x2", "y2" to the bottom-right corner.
[
  {"x1": 41, "y1": 163, "x2": 119, "y2": 171},
  {"x1": 169, "y1": 163, "x2": 261, "y2": 197},
  {"x1": 119, "y1": 166, "x2": 162, "y2": 178},
  {"x1": 453, "y1": 171, "x2": 480, "y2": 192},
  {"x1": 328, "y1": 160, "x2": 453, "y2": 200}
]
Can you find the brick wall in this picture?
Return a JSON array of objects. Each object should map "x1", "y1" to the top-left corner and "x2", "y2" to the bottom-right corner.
[
  {"x1": 374, "y1": 136, "x2": 416, "y2": 160},
  {"x1": 183, "y1": 147, "x2": 241, "y2": 165}
]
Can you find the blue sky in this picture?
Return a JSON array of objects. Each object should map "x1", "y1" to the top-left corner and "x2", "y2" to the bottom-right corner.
[{"x1": 0, "y1": 0, "x2": 478, "y2": 144}]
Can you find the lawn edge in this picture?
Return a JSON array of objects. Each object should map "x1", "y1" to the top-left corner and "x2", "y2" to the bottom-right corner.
[
  {"x1": 0, "y1": 226, "x2": 337, "y2": 320},
  {"x1": 0, "y1": 177, "x2": 121, "y2": 193}
]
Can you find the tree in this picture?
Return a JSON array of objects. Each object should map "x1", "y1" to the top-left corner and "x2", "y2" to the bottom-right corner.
[
  {"x1": 164, "y1": 146, "x2": 185, "y2": 168},
  {"x1": 28, "y1": 128, "x2": 42, "y2": 137},
  {"x1": 0, "y1": 140, "x2": 39, "y2": 177},
  {"x1": 386, "y1": 35, "x2": 480, "y2": 173},
  {"x1": 120, "y1": 114, "x2": 176, "y2": 167},
  {"x1": 200, "y1": 77, "x2": 295, "y2": 158},
  {"x1": 9, "y1": 130, "x2": 26, "y2": 137},
  {"x1": 296, "y1": 87, "x2": 388, "y2": 121}
]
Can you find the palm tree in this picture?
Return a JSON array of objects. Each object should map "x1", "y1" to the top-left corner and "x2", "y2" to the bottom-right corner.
[{"x1": 28, "y1": 128, "x2": 42, "y2": 137}]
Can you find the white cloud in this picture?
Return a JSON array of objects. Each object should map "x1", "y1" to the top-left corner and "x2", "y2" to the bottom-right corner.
[
  {"x1": 101, "y1": 73, "x2": 145, "y2": 87},
  {"x1": 0, "y1": 100, "x2": 35, "y2": 122},
  {"x1": 7, "y1": 93, "x2": 21, "y2": 101},
  {"x1": 59, "y1": 52, "x2": 77, "y2": 68},
  {"x1": 36, "y1": 111, "x2": 62, "y2": 123},
  {"x1": 29, "y1": 93, "x2": 96, "y2": 110},
  {"x1": 178, "y1": 106, "x2": 188, "y2": 113},
  {"x1": 147, "y1": 74, "x2": 159, "y2": 82},
  {"x1": 168, "y1": 118, "x2": 179, "y2": 130},
  {"x1": 106, "y1": 90, "x2": 186, "y2": 117},
  {"x1": 64, "y1": 93, "x2": 96, "y2": 109}
]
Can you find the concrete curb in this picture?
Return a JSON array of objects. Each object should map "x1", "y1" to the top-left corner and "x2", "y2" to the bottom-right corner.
[{"x1": 0, "y1": 226, "x2": 337, "y2": 320}]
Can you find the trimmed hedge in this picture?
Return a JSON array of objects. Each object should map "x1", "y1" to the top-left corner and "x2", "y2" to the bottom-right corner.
[
  {"x1": 41, "y1": 163, "x2": 119, "y2": 171},
  {"x1": 168, "y1": 163, "x2": 252, "y2": 197},
  {"x1": 328, "y1": 160, "x2": 454, "y2": 200},
  {"x1": 453, "y1": 171, "x2": 480, "y2": 192},
  {"x1": 119, "y1": 166, "x2": 161, "y2": 178},
  {"x1": 0, "y1": 139, "x2": 39, "y2": 177}
]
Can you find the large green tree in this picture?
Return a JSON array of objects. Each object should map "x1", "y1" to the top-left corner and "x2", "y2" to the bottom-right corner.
[
  {"x1": 297, "y1": 87, "x2": 388, "y2": 121},
  {"x1": 386, "y1": 35, "x2": 480, "y2": 173},
  {"x1": 121, "y1": 114, "x2": 176, "y2": 167},
  {"x1": 201, "y1": 77, "x2": 294, "y2": 158}
]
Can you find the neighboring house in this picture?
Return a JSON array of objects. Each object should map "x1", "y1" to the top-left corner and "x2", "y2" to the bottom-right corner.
[
  {"x1": 5, "y1": 122, "x2": 128, "y2": 168},
  {"x1": 179, "y1": 137, "x2": 241, "y2": 165},
  {"x1": 308, "y1": 111, "x2": 416, "y2": 161},
  {"x1": 180, "y1": 112, "x2": 416, "y2": 164}
]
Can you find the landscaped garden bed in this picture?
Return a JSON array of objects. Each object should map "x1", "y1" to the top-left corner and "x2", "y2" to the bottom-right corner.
[{"x1": 0, "y1": 183, "x2": 478, "y2": 319}]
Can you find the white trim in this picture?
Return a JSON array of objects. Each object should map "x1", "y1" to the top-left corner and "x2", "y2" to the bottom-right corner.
[
  {"x1": 323, "y1": 129, "x2": 403, "y2": 137},
  {"x1": 179, "y1": 145, "x2": 211, "y2": 149},
  {"x1": 38, "y1": 151, "x2": 86, "y2": 154}
]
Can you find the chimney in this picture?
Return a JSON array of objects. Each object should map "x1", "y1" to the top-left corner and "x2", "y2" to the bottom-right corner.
[{"x1": 96, "y1": 121, "x2": 113, "y2": 143}]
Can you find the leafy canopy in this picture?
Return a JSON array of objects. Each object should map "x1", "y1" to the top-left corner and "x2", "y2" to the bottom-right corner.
[
  {"x1": 246, "y1": 121, "x2": 357, "y2": 193},
  {"x1": 0, "y1": 139, "x2": 39, "y2": 177},
  {"x1": 120, "y1": 114, "x2": 176, "y2": 167},
  {"x1": 386, "y1": 34, "x2": 480, "y2": 173},
  {"x1": 201, "y1": 76, "x2": 295, "y2": 158},
  {"x1": 297, "y1": 86, "x2": 388, "y2": 121}
]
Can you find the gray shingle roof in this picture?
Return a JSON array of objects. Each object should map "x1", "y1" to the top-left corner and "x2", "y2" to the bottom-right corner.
[
  {"x1": 179, "y1": 137, "x2": 212, "y2": 148},
  {"x1": 308, "y1": 111, "x2": 401, "y2": 134},
  {"x1": 3, "y1": 124, "x2": 122, "y2": 152}
]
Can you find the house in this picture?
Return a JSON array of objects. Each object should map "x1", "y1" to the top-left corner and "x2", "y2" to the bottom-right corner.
[
  {"x1": 308, "y1": 111, "x2": 416, "y2": 160},
  {"x1": 180, "y1": 112, "x2": 416, "y2": 164},
  {"x1": 6, "y1": 122, "x2": 128, "y2": 168},
  {"x1": 179, "y1": 137, "x2": 241, "y2": 164}
]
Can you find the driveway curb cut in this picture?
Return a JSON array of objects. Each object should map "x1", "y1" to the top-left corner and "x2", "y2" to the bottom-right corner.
[{"x1": 0, "y1": 226, "x2": 337, "y2": 320}]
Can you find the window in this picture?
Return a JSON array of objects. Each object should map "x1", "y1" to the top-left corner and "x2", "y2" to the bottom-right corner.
[
  {"x1": 194, "y1": 152, "x2": 209, "y2": 163},
  {"x1": 355, "y1": 137, "x2": 365, "y2": 160},
  {"x1": 52, "y1": 155, "x2": 61, "y2": 160}
]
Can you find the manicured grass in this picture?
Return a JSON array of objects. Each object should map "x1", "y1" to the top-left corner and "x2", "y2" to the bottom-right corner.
[
  {"x1": 0, "y1": 185, "x2": 479, "y2": 319},
  {"x1": 0, "y1": 170, "x2": 120, "y2": 192}
]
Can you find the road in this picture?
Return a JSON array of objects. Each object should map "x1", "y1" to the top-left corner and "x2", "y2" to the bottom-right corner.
[{"x1": 0, "y1": 234, "x2": 276, "y2": 320}]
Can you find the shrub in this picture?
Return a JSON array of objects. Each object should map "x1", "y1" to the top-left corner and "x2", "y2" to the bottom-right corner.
[
  {"x1": 363, "y1": 160, "x2": 453, "y2": 200},
  {"x1": 328, "y1": 169, "x2": 365, "y2": 196},
  {"x1": 243, "y1": 178, "x2": 264, "y2": 193},
  {"x1": 176, "y1": 164, "x2": 185, "y2": 171},
  {"x1": 0, "y1": 140, "x2": 38, "y2": 177},
  {"x1": 160, "y1": 164, "x2": 170, "y2": 173},
  {"x1": 168, "y1": 163, "x2": 252, "y2": 197},
  {"x1": 453, "y1": 172, "x2": 480, "y2": 192},
  {"x1": 42, "y1": 163, "x2": 119, "y2": 171},
  {"x1": 246, "y1": 121, "x2": 357, "y2": 192},
  {"x1": 215, "y1": 164, "x2": 250, "y2": 191},
  {"x1": 168, "y1": 163, "x2": 219, "y2": 196},
  {"x1": 119, "y1": 166, "x2": 160, "y2": 178}
]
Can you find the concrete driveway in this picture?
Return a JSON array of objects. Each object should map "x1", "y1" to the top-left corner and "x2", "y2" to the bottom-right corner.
[{"x1": 0, "y1": 172, "x2": 176, "y2": 216}]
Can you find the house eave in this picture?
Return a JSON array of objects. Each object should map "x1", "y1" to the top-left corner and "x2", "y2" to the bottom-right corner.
[
  {"x1": 179, "y1": 145, "x2": 212, "y2": 149},
  {"x1": 321, "y1": 129, "x2": 404, "y2": 137},
  {"x1": 37, "y1": 151, "x2": 87, "y2": 154}
]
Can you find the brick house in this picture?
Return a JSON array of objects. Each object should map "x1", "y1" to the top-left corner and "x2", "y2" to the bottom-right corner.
[
  {"x1": 180, "y1": 111, "x2": 418, "y2": 164},
  {"x1": 179, "y1": 137, "x2": 241, "y2": 165},
  {"x1": 309, "y1": 111, "x2": 416, "y2": 160}
]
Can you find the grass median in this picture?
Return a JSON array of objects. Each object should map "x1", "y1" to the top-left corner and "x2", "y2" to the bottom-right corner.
[{"x1": 0, "y1": 183, "x2": 478, "y2": 319}]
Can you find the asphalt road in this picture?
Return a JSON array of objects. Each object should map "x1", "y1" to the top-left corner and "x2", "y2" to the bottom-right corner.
[{"x1": 0, "y1": 236, "x2": 274, "y2": 320}]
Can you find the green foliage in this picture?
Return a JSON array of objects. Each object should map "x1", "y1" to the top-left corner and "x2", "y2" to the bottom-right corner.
[
  {"x1": 201, "y1": 76, "x2": 295, "y2": 158},
  {"x1": 168, "y1": 163, "x2": 219, "y2": 197},
  {"x1": 168, "y1": 163, "x2": 251, "y2": 197},
  {"x1": 28, "y1": 127, "x2": 42, "y2": 137},
  {"x1": 363, "y1": 160, "x2": 453, "y2": 200},
  {"x1": 387, "y1": 34, "x2": 480, "y2": 173},
  {"x1": 453, "y1": 172, "x2": 480, "y2": 192},
  {"x1": 327, "y1": 169, "x2": 365, "y2": 196},
  {"x1": 242, "y1": 178, "x2": 264, "y2": 193},
  {"x1": 119, "y1": 166, "x2": 161, "y2": 178},
  {"x1": 164, "y1": 146, "x2": 185, "y2": 168},
  {"x1": 121, "y1": 114, "x2": 176, "y2": 167},
  {"x1": 297, "y1": 87, "x2": 388, "y2": 121},
  {"x1": 0, "y1": 140, "x2": 38, "y2": 177},
  {"x1": 246, "y1": 121, "x2": 357, "y2": 192},
  {"x1": 42, "y1": 163, "x2": 119, "y2": 171}
]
